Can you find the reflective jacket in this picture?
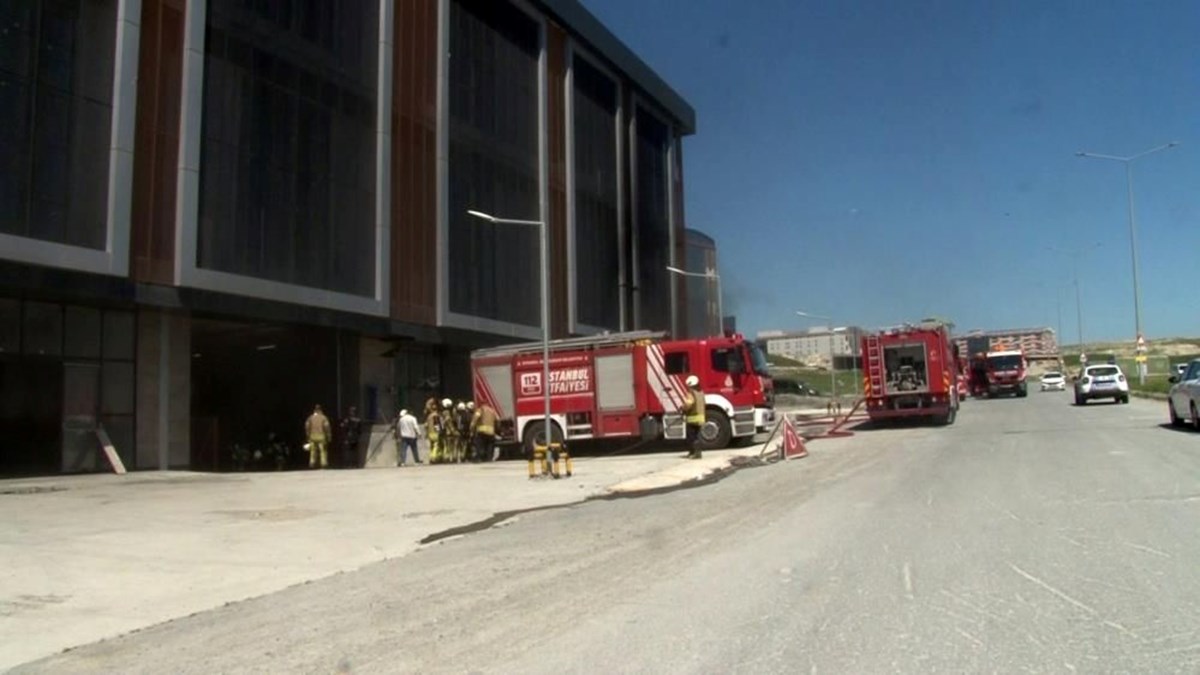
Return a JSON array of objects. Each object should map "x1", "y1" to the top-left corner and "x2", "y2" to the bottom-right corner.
[{"x1": 683, "y1": 388, "x2": 706, "y2": 426}]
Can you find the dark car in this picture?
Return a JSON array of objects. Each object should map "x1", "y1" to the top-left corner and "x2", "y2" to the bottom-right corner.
[{"x1": 774, "y1": 378, "x2": 820, "y2": 396}]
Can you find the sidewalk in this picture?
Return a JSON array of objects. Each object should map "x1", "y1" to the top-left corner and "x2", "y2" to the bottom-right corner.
[{"x1": 0, "y1": 443, "x2": 767, "y2": 670}]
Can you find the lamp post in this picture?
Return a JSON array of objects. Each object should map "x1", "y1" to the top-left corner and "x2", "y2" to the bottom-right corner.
[
  {"x1": 1046, "y1": 243, "x2": 1100, "y2": 357},
  {"x1": 1076, "y1": 142, "x2": 1179, "y2": 383},
  {"x1": 467, "y1": 209, "x2": 551, "y2": 453},
  {"x1": 796, "y1": 310, "x2": 837, "y2": 400},
  {"x1": 666, "y1": 266, "x2": 722, "y2": 336}
]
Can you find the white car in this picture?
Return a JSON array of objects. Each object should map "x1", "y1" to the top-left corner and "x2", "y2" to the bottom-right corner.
[
  {"x1": 1039, "y1": 371, "x2": 1066, "y2": 391},
  {"x1": 1168, "y1": 360, "x2": 1200, "y2": 428},
  {"x1": 1074, "y1": 364, "x2": 1130, "y2": 405}
]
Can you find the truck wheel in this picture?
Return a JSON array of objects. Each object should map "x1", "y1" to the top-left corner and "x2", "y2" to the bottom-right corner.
[
  {"x1": 1017, "y1": 384, "x2": 1028, "y2": 398},
  {"x1": 522, "y1": 419, "x2": 564, "y2": 460},
  {"x1": 935, "y1": 406, "x2": 956, "y2": 426},
  {"x1": 697, "y1": 408, "x2": 733, "y2": 450}
]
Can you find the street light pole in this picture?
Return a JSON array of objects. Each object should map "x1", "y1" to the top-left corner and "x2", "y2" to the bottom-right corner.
[
  {"x1": 1077, "y1": 142, "x2": 1179, "y2": 383},
  {"x1": 1047, "y1": 244, "x2": 1099, "y2": 358},
  {"x1": 666, "y1": 266, "x2": 722, "y2": 336},
  {"x1": 796, "y1": 311, "x2": 836, "y2": 400},
  {"x1": 468, "y1": 210, "x2": 550, "y2": 456}
]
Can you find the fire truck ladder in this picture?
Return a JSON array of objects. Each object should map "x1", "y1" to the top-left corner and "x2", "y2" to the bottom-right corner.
[
  {"x1": 865, "y1": 335, "x2": 885, "y2": 395},
  {"x1": 471, "y1": 330, "x2": 669, "y2": 359}
]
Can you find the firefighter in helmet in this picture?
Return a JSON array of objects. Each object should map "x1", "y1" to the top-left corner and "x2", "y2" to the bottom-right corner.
[
  {"x1": 441, "y1": 398, "x2": 461, "y2": 463},
  {"x1": 682, "y1": 375, "x2": 706, "y2": 459},
  {"x1": 455, "y1": 401, "x2": 472, "y2": 462},
  {"x1": 425, "y1": 397, "x2": 444, "y2": 463}
]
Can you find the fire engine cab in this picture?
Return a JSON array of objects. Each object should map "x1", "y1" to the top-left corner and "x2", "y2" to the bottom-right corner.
[{"x1": 470, "y1": 330, "x2": 775, "y2": 455}]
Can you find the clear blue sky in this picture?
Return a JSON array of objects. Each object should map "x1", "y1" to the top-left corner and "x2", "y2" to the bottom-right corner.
[{"x1": 584, "y1": 0, "x2": 1200, "y2": 344}]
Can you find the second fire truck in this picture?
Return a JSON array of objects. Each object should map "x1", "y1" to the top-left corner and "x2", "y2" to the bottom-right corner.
[
  {"x1": 471, "y1": 330, "x2": 776, "y2": 455},
  {"x1": 861, "y1": 321, "x2": 961, "y2": 425}
]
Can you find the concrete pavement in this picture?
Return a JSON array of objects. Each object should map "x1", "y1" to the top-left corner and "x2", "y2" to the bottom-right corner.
[{"x1": 0, "y1": 437, "x2": 783, "y2": 671}]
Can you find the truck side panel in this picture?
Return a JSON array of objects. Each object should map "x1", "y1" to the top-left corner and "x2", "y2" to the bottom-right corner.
[{"x1": 594, "y1": 352, "x2": 639, "y2": 437}]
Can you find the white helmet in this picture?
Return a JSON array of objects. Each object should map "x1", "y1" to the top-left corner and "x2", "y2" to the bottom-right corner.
[
  {"x1": 442, "y1": 398, "x2": 452, "y2": 408},
  {"x1": 685, "y1": 375, "x2": 700, "y2": 387},
  {"x1": 456, "y1": 402, "x2": 466, "y2": 411},
  {"x1": 399, "y1": 409, "x2": 408, "y2": 417},
  {"x1": 467, "y1": 401, "x2": 476, "y2": 410}
]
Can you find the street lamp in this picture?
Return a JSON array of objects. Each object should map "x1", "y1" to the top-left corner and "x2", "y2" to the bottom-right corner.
[
  {"x1": 1046, "y1": 243, "x2": 1101, "y2": 357},
  {"x1": 796, "y1": 310, "x2": 838, "y2": 400},
  {"x1": 1076, "y1": 142, "x2": 1179, "y2": 383},
  {"x1": 666, "y1": 266, "x2": 722, "y2": 336},
  {"x1": 467, "y1": 209, "x2": 551, "y2": 456}
]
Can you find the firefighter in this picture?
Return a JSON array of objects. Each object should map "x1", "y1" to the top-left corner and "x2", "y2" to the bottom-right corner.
[
  {"x1": 441, "y1": 398, "x2": 461, "y2": 463},
  {"x1": 471, "y1": 400, "x2": 498, "y2": 464},
  {"x1": 304, "y1": 404, "x2": 332, "y2": 469},
  {"x1": 424, "y1": 398, "x2": 444, "y2": 463},
  {"x1": 682, "y1": 375, "x2": 706, "y2": 460},
  {"x1": 454, "y1": 401, "x2": 472, "y2": 462}
]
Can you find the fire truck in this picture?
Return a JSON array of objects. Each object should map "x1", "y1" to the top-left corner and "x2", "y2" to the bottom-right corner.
[
  {"x1": 978, "y1": 348, "x2": 1028, "y2": 398},
  {"x1": 470, "y1": 330, "x2": 775, "y2": 455},
  {"x1": 861, "y1": 322, "x2": 961, "y2": 425}
]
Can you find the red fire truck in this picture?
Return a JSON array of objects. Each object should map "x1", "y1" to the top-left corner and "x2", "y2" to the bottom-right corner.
[
  {"x1": 470, "y1": 330, "x2": 775, "y2": 455},
  {"x1": 861, "y1": 322, "x2": 961, "y2": 425}
]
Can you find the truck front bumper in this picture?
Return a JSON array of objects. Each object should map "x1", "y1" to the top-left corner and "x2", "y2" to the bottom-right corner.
[{"x1": 754, "y1": 407, "x2": 776, "y2": 432}]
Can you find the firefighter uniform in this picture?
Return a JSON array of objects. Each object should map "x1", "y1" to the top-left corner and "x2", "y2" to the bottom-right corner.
[
  {"x1": 424, "y1": 398, "x2": 444, "y2": 463},
  {"x1": 471, "y1": 403, "x2": 497, "y2": 463},
  {"x1": 442, "y1": 400, "x2": 461, "y2": 463},
  {"x1": 305, "y1": 405, "x2": 332, "y2": 469},
  {"x1": 453, "y1": 402, "x2": 471, "y2": 462},
  {"x1": 682, "y1": 378, "x2": 706, "y2": 459}
]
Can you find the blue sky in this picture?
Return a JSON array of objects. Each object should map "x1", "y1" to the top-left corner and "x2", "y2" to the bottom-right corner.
[{"x1": 583, "y1": 0, "x2": 1200, "y2": 344}]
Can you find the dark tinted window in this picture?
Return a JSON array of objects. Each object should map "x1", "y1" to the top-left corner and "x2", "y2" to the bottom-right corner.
[
  {"x1": 0, "y1": 0, "x2": 115, "y2": 249},
  {"x1": 572, "y1": 55, "x2": 620, "y2": 330},
  {"x1": 198, "y1": 0, "x2": 378, "y2": 296},
  {"x1": 710, "y1": 346, "x2": 742, "y2": 373},
  {"x1": 446, "y1": 0, "x2": 541, "y2": 326},
  {"x1": 664, "y1": 352, "x2": 689, "y2": 375},
  {"x1": 634, "y1": 107, "x2": 671, "y2": 330}
]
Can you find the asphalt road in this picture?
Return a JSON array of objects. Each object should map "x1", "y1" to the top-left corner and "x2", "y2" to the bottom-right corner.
[{"x1": 16, "y1": 391, "x2": 1200, "y2": 674}]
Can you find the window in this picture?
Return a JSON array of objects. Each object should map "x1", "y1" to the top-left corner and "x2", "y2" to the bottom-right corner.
[
  {"x1": 446, "y1": 0, "x2": 542, "y2": 326},
  {"x1": 664, "y1": 352, "x2": 690, "y2": 375},
  {"x1": 197, "y1": 0, "x2": 378, "y2": 296},
  {"x1": 634, "y1": 107, "x2": 671, "y2": 329},
  {"x1": 1185, "y1": 363, "x2": 1200, "y2": 381},
  {"x1": 710, "y1": 347, "x2": 743, "y2": 374},
  {"x1": 0, "y1": 0, "x2": 116, "y2": 250},
  {"x1": 572, "y1": 53, "x2": 620, "y2": 330}
]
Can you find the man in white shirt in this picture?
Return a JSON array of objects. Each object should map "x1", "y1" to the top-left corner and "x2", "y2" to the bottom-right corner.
[{"x1": 395, "y1": 409, "x2": 422, "y2": 466}]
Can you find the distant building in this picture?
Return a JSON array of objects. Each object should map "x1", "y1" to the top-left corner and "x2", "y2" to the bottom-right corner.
[
  {"x1": 682, "y1": 229, "x2": 720, "y2": 338},
  {"x1": 954, "y1": 328, "x2": 1060, "y2": 361},
  {"x1": 758, "y1": 327, "x2": 864, "y2": 367}
]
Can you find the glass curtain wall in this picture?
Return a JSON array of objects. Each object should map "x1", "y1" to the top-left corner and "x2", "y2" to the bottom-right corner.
[{"x1": 634, "y1": 107, "x2": 671, "y2": 331}]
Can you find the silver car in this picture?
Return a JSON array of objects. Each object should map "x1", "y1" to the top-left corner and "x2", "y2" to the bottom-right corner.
[{"x1": 1168, "y1": 360, "x2": 1200, "y2": 428}]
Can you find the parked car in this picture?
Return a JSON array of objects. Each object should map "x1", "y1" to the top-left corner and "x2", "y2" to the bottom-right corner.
[
  {"x1": 1039, "y1": 371, "x2": 1066, "y2": 392},
  {"x1": 774, "y1": 378, "x2": 820, "y2": 397},
  {"x1": 1073, "y1": 364, "x2": 1130, "y2": 405},
  {"x1": 1168, "y1": 359, "x2": 1200, "y2": 428}
]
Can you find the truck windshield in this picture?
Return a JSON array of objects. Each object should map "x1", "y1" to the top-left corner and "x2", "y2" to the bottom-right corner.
[
  {"x1": 988, "y1": 355, "x2": 1023, "y2": 370},
  {"x1": 748, "y1": 343, "x2": 771, "y2": 377}
]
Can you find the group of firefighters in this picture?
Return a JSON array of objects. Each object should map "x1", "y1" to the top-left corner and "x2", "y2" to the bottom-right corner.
[
  {"x1": 300, "y1": 374, "x2": 707, "y2": 468},
  {"x1": 300, "y1": 398, "x2": 499, "y2": 469},
  {"x1": 412, "y1": 397, "x2": 499, "y2": 465}
]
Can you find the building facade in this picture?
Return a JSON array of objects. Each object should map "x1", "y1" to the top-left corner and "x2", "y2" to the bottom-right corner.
[
  {"x1": 954, "y1": 328, "x2": 1060, "y2": 362},
  {"x1": 682, "y1": 229, "x2": 719, "y2": 338},
  {"x1": 0, "y1": 0, "x2": 695, "y2": 475},
  {"x1": 758, "y1": 327, "x2": 864, "y2": 366}
]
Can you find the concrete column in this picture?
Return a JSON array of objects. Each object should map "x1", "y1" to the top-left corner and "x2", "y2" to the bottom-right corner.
[{"x1": 136, "y1": 310, "x2": 191, "y2": 469}]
